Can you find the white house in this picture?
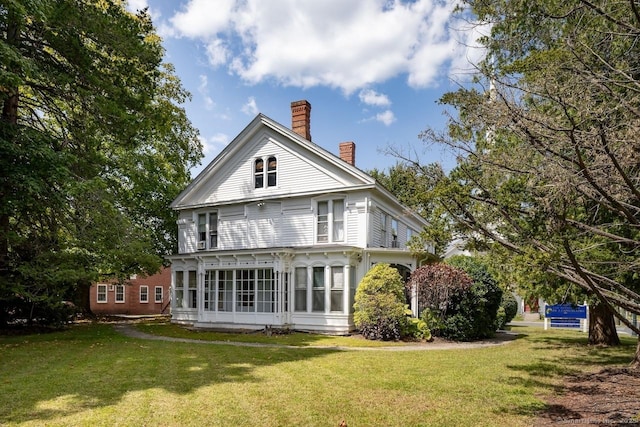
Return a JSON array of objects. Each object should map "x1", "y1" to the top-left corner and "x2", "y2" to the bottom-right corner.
[{"x1": 167, "y1": 100, "x2": 430, "y2": 333}]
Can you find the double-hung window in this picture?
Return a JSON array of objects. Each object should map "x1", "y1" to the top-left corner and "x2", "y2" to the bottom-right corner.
[
  {"x1": 391, "y1": 218, "x2": 399, "y2": 248},
  {"x1": 316, "y1": 199, "x2": 344, "y2": 243},
  {"x1": 140, "y1": 286, "x2": 149, "y2": 303},
  {"x1": 380, "y1": 212, "x2": 388, "y2": 247},
  {"x1": 254, "y1": 156, "x2": 277, "y2": 189},
  {"x1": 115, "y1": 285, "x2": 125, "y2": 303},
  {"x1": 97, "y1": 284, "x2": 107, "y2": 303},
  {"x1": 197, "y1": 211, "x2": 218, "y2": 250},
  {"x1": 312, "y1": 267, "x2": 325, "y2": 312},
  {"x1": 330, "y1": 266, "x2": 344, "y2": 312},
  {"x1": 154, "y1": 286, "x2": 163, "y2": 303},
  {"x1": 174, "y1": 272, "x2": 184, "y2": 308},
  {"x1": 187, "y1": 270, "x2": 197, "y2": 309},
  {"x1": 294, "y1": 267, "x2": 307, "y2": 312}
]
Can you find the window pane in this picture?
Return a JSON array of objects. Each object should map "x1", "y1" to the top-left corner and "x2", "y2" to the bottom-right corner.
[
  {"x1": 198, "y1": 214, "x2": 206, "y2": 242},
  {"x1": 236, "y1": 269, "x2": 255, "y2": 312},
  {"x1": 331, "y1": 266, "x2": 344, "y2": 289},
  {"x1": 97, "y1": 285, "x2": 107, "y2": 303},
  {"x1": 209, "y1": 211, "x2": 218, "y2": 248},
  {"x1": 331, "y1": 290, "x2": 343, "y2": 312},
  {"x1": 312, "y1": 267, "x2": 324, "y2": 312},
  {"x1": 317, "y1": 201, "x2": 328, "y2": 242},
  {"x1": 188, "y1": 271, "x2": 197, "y2": 288},
  {"x1": 140, "y1": 286, "x2": 148, "y2": 303},
  {"x1": 294, "y1": 267, "x2": 307, "y2": 312},
  {"x1": 257, "y1": 268, "x2": 274, "y2": 313},
  {"x1": 115, "y1": 285, "x2": 124, "y2": 302},
  {"x1": 267, "y1": 157, "x2": 277, "y2": 187},
  {"x1": 255, "y1": 159, "x2": 264, "y2": 188},
  {"x1": 155, "y1": 286, "x2": 163, "y2": 303},
  {"x1": 333, "y1": 199, "x2": 344, "y2": 241},
  {"x1": 218, "y1": 270, "x2": 233, "y2": 312}
]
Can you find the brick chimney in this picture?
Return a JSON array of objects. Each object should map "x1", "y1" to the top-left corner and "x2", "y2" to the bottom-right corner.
[
  {"x1": 291, "y1": 100, "x2": 311, "y2": 141},
  {"x1": 339, "y1": 141, "x2": 356, "y2": 166}
]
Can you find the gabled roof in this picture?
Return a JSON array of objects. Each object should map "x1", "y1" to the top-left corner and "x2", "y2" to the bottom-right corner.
[
  {"x1": 171, "y1": 113, "x2": 377, "y2": 209},
  {"x1": 170, "y1": 112, "x2": 429, "y2": 228}
]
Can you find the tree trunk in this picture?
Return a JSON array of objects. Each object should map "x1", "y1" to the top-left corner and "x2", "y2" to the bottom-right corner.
[
  {"x1": 588, "y1": 301, "x2": 620, "y2": 346},
  {"x1": 630, "y1": 338, "x2": 640, "y2": 370}
]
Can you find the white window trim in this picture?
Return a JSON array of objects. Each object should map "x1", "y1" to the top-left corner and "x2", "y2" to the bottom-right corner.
[
  {"x1": 315, "y1": 197, "x2": 345, "y2": 244},
  {"x1": 140, "y1": 285, "x2": 149, "y2": 303},
  {"x1": 253, "y1": 155, "x2": 278, "y2": 189},
  {"x1": 154, "y1": 286, "x2": 163, "y2": 303},
  {"x1": 196, "y1": 210, "x2": 218, "y2": 250},
  {"x1": 97, "y1": 284, "x2": 108, "y2": 303},
  {"x1": 115, "y1": 285, "x2": 125, "y2": 304}
]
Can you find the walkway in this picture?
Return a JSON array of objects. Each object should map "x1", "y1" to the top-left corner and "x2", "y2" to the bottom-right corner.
[{"x1": 113, "y1": 323, "x2": 520, "y2": 352}]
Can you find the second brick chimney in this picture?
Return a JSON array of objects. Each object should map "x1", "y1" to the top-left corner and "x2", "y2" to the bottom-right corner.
[
  {"x1": 339, "y1": 141, "x2": 356, "y2": 166},
  {"x1": 291, "y1": 100, "x2": 311, "y2": 141}
]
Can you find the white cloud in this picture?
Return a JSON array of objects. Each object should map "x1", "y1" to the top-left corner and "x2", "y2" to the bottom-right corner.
[
  {"x1": 197, "y1": 75, "x2": 215, "y2": 110},
  {"x1": 170, "y1": 0, "x2": 235, "y2": 38},
  {"x1": 126, "y1": 0, "x2": 148, "y2": 13},
  {"x1": 200, "y1": 133, "x2": 229, "y2": 156},
  {"x1": 376, "y1": 110, "x2": 396, "y2": 126},
  {"x1": 241, "y1": 97, "x2": 259, "y2": 115},
  {"x1": 167, "y1": 0, "x2": 473, "y2": 93},
  {"x1": 359, "y1": 89, "x2": 391, "y2": 107},
  {"x1": 205, "y1": 39, "x2": 229, "y2": 67}
]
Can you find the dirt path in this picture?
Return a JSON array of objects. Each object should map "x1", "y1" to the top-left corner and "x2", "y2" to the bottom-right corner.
[{"x1": 112, "y1": 323, "x2": 519, "y2": 351}]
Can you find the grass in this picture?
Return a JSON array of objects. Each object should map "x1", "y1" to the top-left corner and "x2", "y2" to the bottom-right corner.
[
  {"x1": 0, "y1": 323, "x2": 637, "y2": 427},
  {"x1": 135, "y1": 322, "x2": 406, "y2": 347}
]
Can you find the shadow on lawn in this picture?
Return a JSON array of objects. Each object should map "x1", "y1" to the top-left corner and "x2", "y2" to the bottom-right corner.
[
  {"x1": 0, "y1": 322, "x2": 338, "y2": 425},
  {"x1": 498, "y1": 327, "x2": 637, "y2": 417}
]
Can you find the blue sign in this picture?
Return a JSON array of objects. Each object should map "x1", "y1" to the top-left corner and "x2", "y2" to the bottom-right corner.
[
  {"x1": 550, "y1": 319, "x2": 581, "y2": 329},
  {"x1": 545, "y1": 304, "x2": 587, "y2": 319}
]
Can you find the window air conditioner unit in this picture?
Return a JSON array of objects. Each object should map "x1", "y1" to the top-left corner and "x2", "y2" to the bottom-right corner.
[{"x1": 197, "y1": 241, "x2": 206, "y2": 250}]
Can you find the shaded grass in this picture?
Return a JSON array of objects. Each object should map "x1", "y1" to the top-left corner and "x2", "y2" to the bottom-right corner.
[{"x1": 0, "y1": 323, "x2": 636, "y2": 426}]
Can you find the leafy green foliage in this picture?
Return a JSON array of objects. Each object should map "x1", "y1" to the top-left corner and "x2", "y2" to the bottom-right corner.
[
  {"x1": 496, "y1": 291, "x2": 518, "y2": 330},
  {"x1": 409, "y1": 258, "x2": 502, "y2": 341},
  {"x1": 353, "y1": 264, "x2": 407, "y2": 341},
  {"x1": 419, "y1": 0, "x2": 640, "y2": 350},
  {"x1": 369, "y1": 163, "x2": 452, "y2": 258},
  {"x1": 0, "y1": 1, "x2": 202, "y2": 325}
]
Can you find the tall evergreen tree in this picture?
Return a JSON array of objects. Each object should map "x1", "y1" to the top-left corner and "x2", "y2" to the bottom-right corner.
[{"x1": 422, "y1": 0, "x2": 640, "y2": 366}]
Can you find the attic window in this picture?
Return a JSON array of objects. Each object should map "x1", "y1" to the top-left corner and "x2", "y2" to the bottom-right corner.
[
  {"x1": 254, "y1": 159, "x2": 264, "y2": 188},
  {"x1": 254, "y1": 156, "x2": 277, "y2": 189},
  {"x1": 267, "y1": 156, "x2": 277, "y2": 187}
]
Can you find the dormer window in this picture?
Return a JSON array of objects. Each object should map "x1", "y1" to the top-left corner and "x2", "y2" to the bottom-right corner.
[{"x1": 254, "y1": 156, "x2": 277, "y2": 189}]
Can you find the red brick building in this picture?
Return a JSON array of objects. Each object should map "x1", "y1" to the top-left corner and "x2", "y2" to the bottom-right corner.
[{"x1": 90, "y1": 267, "x2": 171, "y2": 315}]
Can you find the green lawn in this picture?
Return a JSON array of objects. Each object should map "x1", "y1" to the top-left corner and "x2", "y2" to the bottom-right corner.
[{"x1": 0, "y1": 323, "x2": 636, "y2": 426}]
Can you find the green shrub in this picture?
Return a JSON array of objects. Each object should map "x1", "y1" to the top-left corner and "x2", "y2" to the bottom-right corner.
[
  {"x1": 403, "y1": 307, "x2": 432, "y2": 341},
  {"x1": 444, "y1": 256, "x2": 503, "y2": 341},
  {"x1": 354, "y1": 264, "x2": 407, "y2": 341},
  {"x1": 496, "y1": 292, "x2": 518, "y2": 329}
]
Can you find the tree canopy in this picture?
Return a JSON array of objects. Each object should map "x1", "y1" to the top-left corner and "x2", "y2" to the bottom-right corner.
[
  {"x1": 0, "y1": 0, "x2": 202, "y2": 324},
  {"x1": 421, "y1": 0, "x2": 640, "y2": 364}
]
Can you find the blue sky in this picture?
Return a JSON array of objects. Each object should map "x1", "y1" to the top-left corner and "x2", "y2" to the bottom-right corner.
[{"x1": 126, "y1": 0, "x2": 487, "y2": 177}]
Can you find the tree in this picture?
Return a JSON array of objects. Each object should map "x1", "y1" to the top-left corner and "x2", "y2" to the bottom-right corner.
[
  {"x1": 369, "y1": 163, "x2": 452, "y2": 258},
  {"x1": 0, "y1": 1, "x2": 202, "y2": 325},
  {"x1": 421, "y1": 0, "x2": 640, "y2": 365}
]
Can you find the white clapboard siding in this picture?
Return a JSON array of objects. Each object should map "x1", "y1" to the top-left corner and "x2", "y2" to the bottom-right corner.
[{"x1": 184, "y1": 132, "x2": 368, "y2": 207}]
